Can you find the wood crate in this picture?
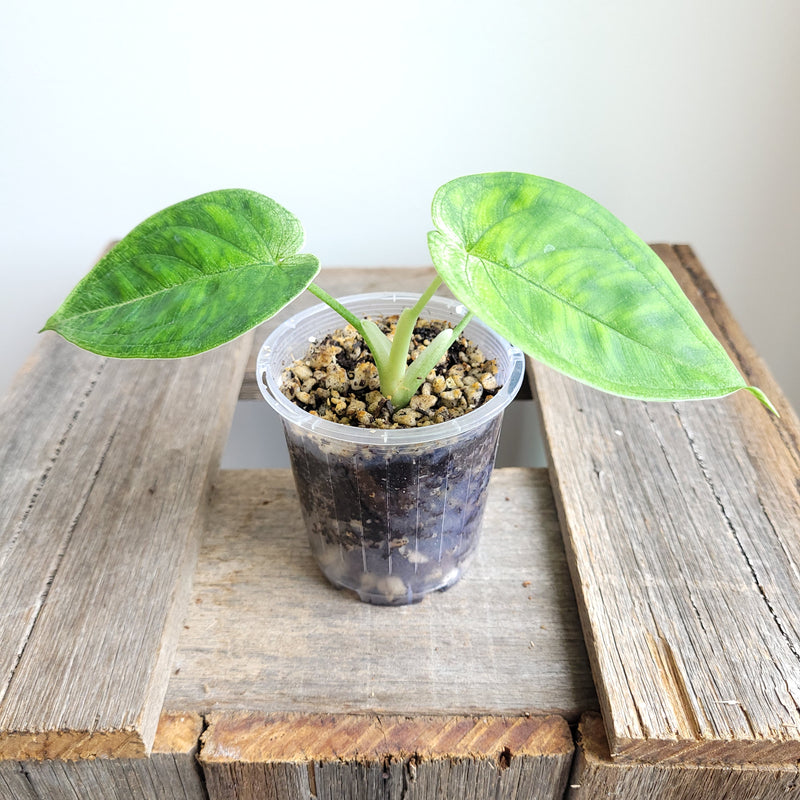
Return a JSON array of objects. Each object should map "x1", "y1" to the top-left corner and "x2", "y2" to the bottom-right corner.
[{"x1": 0, "y1": 247, "x2": 797, "y2": 799}]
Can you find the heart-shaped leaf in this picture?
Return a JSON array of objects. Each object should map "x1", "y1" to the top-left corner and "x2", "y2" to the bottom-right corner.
[
  {"x1": 429, "y1": 172, "x2": 767, "y2": 406},
  {"x1": 44, "y1": 189, "x2": 319, "y2": 358}
]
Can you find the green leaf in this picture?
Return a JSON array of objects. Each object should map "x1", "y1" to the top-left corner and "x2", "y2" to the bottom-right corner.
[
  {"x1": 44, "y1": 189, "x2": 320, "y2": 358},
  {"x1": 360, "y1": 319, "x2": 393, "y2": 375},
  {"x1": 429, "y1": 172, "x2": 767, "y2": 406},
  {"x1": 390, "y1": 327, "x2": 455, "y2": 409},
  {"x1": 380, "y1": 306, "x2": 422, "y2": 398}
]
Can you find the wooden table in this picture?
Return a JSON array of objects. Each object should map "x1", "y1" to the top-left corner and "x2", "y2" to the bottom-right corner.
[{"x1": 0, "y1": 246, "x2": 798, "y2": 799}]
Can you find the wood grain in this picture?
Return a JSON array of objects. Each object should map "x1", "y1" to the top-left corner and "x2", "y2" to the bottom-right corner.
[
  {"x1": 533, "y1": 244, "x2": 800, "y2": 763},
  {"x1": 567, "y1": 713, "x2": 800, "y2": 800},
  {"x1": 165, "y1": 467, "x2": 597, "y2": 721},
  {"x1": 200, "y1": 712, "x2": 574, "y2": 800},
  {"x1": 0, "y1": 332, "x2": 250, "y2": 759},
  {"x1": 0, "y1": 761, "x2": 38, "y2": 800},
  {"x1": 11, "y1": 712, "x2": 207, "y2": 800},
  {"x1": 0, "y1": 336, "x2": 113, "y2": 705}
]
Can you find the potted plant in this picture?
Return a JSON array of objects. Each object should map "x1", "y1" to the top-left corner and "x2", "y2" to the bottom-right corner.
[{"x1": 44, "y1": 172, "x2": 775, "y2": 604}]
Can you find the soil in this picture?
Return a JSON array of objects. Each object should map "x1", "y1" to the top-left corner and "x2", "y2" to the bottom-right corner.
[
  {"x1": 278, "y1": 315, "x2": 501, "y2": 429},
  {"x1": 287, "y1": 412, "x2": 502, "y2": 604}
]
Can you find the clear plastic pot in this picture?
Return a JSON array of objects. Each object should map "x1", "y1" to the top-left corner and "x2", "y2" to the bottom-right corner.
[{"x1": 257, "y1": 293, "x2": 525, "y2": 605}]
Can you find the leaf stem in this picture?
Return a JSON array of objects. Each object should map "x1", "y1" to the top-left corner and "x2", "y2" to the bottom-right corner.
[
  {"x1": 306, "y1": 283, "x2": 366, "y2": 333},
  {"x1": 388, "y1": 309, "x2": 476, "y2": 408},
  {"x1": 380, "y1": 275, "x2": 446, "y2": 398},
  {"x1": 450, "y1": 309, "x2": 475, "y2": 341},
  {"x1": 306, "y1": 281, "x2": 395, "y2": 377},
  {"x1": 408, "y1": 275, "x2": 444, "y2": 318}
]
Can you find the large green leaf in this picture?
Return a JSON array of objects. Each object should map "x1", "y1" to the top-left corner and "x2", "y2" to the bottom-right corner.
[
  {"x1": 44, "y1": 189, "x2": 319, "y2": 358},
  {"x1": 429, "y1": 172, "x2": 771, "y2": 407}
]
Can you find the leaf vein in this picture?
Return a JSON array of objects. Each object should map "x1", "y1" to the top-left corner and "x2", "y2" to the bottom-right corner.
[
  {"x1": 471, "y1": 253, "x2": 711, "y2": 369},
  {"x1": 467, "y1": 206, "x2": 720, "y2": 358},
  {"x1": 134, "y1": 222, "x2": 275, "y2": 265},
  {"x1": 55, "y1": 262, "x2": 278, "y2": 324}
]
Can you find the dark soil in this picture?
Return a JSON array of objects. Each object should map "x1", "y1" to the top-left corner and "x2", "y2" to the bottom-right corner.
[{"x1": 287, "y1": 410, "x2": 502, "y2": 604}]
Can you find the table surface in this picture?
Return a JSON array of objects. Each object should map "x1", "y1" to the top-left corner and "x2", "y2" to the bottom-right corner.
[{"x1": 0, "y1": 247, "x2": 799, "y2": 800}]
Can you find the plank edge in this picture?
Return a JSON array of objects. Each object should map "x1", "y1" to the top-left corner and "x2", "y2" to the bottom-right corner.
[{"x1": 199, "y1": 712, "x2": 574, "y2": 765}]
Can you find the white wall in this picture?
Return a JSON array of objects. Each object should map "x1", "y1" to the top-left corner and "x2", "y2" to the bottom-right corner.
[{"x1": 2, "y1": 0, "x2": 798, "y2": 409}]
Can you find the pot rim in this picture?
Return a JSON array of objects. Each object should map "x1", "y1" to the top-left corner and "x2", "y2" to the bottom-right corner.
[{"x1": 256, "y1": 292, "x2": 525, "y2": 446}]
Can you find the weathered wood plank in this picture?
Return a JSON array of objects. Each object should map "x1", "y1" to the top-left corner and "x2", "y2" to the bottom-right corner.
[
  {"x1": 0, "y1": 337, "x2": 116, "y2": 704},
  {"x1": 671, "y1": 243, "x2": 800, "y2": 468},
  {"x1": 567, "y1": 713, "x2": 800, "y2": 800},
  {"x1": 14, "y1": 712, "x2": 207, "y2": 800},
  {"x1": 200, "y1": 712, "x2": 574, "y2": 800},
  {"x1": 0, "y1": 761, "x2": 38, "y2": 800},
  {"x1": 0, "y1": 332, "x2": 250, "y2": 759},
  {"x1": 165, "y1": 467, "x2": 597, "y2": 721},
  {"x1": 533, "y1": 244, "x2": 800, "y2": 763}
]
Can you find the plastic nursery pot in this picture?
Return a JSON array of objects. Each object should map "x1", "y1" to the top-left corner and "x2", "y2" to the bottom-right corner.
[{"x1": 257, "y1": 293, "x2": 525, "y2": 606}]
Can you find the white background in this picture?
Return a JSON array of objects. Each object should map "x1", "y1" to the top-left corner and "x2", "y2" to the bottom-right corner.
[{"x1": 2, "y1": 0, "x2": 798, "y2": 413}]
